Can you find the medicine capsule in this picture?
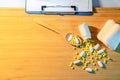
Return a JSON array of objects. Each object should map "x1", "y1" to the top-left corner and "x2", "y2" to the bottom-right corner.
[
  {"x1": 71, "y1": 67, "x2": 75, "y2": 70},
  {"x1": 89, "y1": 45, "x2": 94, "y2": 53},
  {"x1": 77, "y1": 56, "x2": 81, "y2": 60},
  {"x1": 73, "y1": 47, "x2": 77, "y2": 50},
  {"x1": 75, "y1": 36, "x2": 80, "y2": 44},
  {"x1": 95, "y1": 68, "x2": 98, "y2": 71},
  {"x1": 84, "y1": 62, "x2": 88, "y2": 66},
  {"x1": 87, "y1": 61, "x2": 90, "y2": 64},
  {"x1": 73, "y1": 60, "x2": 82, "y2": 66},
  {"x1": 75, "y1": 52, "x2": 79, "y2": 55},
  {"x1": 91, "y1": 60, "x2": 94, "y2": 63},
  {"x1": 104, "y1": 59, "x2": 108, "y2": 64},
  {"x1": 93, "y1": 63, "x2": 96, "y2": 66},
  {"x1": 67, "y1": 34, "x2": 74, "y2": 41},
  {"x1": 85, "y1": 68, "x2": 93, "y2": 73},
  {"x1": 98, "y1": 50, "x2": 104, "y2": 54},
  {"x1": 80, "y1": 51, "x2": 86, "y2": 58},
  {"x1": 102, "y1": 53, "x2": 107, "y2": 57},
  {"x1": 69, "y1": 62, "x2": 74, "y2": 67},
  {"x1": 98, "y1": 55, "x2": 102, "y2": 59},
  {"x1": 73, "y1": 56, "x2": 77, "y2": 59},
  {"x1": 82, "y1": 66, "x2": 86, "y2": 70},
  {"x1": 94, "y1": 43, "x2": 101, "y2": 50},
  {"x1": 97, "y1": 61, "x2": 104, "y2": 68}
]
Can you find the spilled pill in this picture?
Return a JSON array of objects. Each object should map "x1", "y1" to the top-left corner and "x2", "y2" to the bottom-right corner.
[
  {"x1": 71, "y1": 67, "x2": 75, "y2": 70},
  {"x1": 67, "y1": 34, "x2": 74, "y2": 41},
  {"x1": 82, "y1": 66, "x2": 86, "y2": 70},
  {"x1": 98, "y1": 50, "x2": 104, "y2": 54},
  {"x1": 103, "y1": 53, "x2": 107, "y2": 57},
  {"x1": 95, "y1": 68, "x2": 98, "y2": 71},
  {"x1": 73, "y1": 56, "x2": 77, "y2": 59},
  {"x1": 73, "y1": 60, "x2": 82, "y2": 66},
  {"x1": 93, "y1": 63, "x2": 96, "y2": 66},
  {"x1": 75, "y1": 36, "x2": 80, "y2": 44},
  {"x1": 85, "y1": 68, "x2": 93, "y2": 73},
  {"x1": 80, "y1": 51, "x2": 86, "y2": 58},
  {"x1": 98, "y1": 55, "x2": 102, "y2": 59},
  {"x1": 75, "y1": 52, "x2": 79, "y2": 55},
  {"x1": 89, "y1": 45, "x2": 94, "y2": 53},
  {"x1": 97, "y1": 61, "x2": 104, "y2": 68},
  {"x1": 77, "y1": 56, "x2": 81, "y2": 60},
  {"x1": 94, "y1": 43, "x2": 101, "y2": 50},
  {"x1": 104, "y1": 59, "x2": 108, "y2": 64},
  {"x1": 69, "y1": 62, "x2": 74, "y2": 67}
]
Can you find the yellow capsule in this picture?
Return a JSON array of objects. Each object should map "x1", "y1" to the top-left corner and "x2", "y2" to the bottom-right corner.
[
  {"x1": 87, "y1": 53, "x2": 90, "y2": 56},
  {"x1": 94, "y1": 53, "x2": 98, "y2": 57},
  {"x1": 69, "y1": 62, "x2": 74, "y2": 67},
  {"x1": 90, "y1": 56, "x2": 94, "y2": 59},
  {"x1": 74, "y1": 56, "x2": 77, "y2": 59},
  {"x1": 71, "y1": 67, "x2": 75, "y2": 70},
  {"x1": 73, "y1": 47, "x2": 77, "y2": 50},
  {"x1": 99, "y1": 55, "x2": 102, "y2": 59},
  {"x1": 77, "y1": 56, "x2": 81, "y2": 60},
  {"x1": 82, "y1": 66, "x2": 86, "y2": 70},
  {"x1": 91, "y1": 60, "x2": 94, "y2": 63},
  {"x1": 104, "y1": 59, "x2": 107, "y2": 64},
  {"x1": 82, "y1": 59, "x2": 86, "y2": 63},
  {"x1": 95, "y1": 68, "x2": 98, "y2": 71},
  {"x1": 87, "y1": 61, "x2": 90, "y2": 64},
  {"x1": 82, "y1": 57, "x2": 85, "y2": 60},
  {"x1": 75, "y1": 52, "x2": 79, "y2": 55},
  {"x1": 84, "y1": 63, "x2": 88, "y2": 67},
  {"x1": 103, "y1": 53, "x2": 107, "y2": 57},
  {"x1": 93, "y1": 63, "x2": 96, "y2": 66}
]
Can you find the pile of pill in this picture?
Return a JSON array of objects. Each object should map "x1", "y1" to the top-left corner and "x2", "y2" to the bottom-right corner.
[
  {"x1": 69, "y1": 38, "x2": 112, "y2": 73},
  {"x1": 66, "y1": 23, "x2": 112, "y2": 73}
]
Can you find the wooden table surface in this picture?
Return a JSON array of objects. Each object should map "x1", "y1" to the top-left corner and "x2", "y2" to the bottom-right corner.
[{"x1": 0, "y1": 8, "x2": 120, "y2": 80}]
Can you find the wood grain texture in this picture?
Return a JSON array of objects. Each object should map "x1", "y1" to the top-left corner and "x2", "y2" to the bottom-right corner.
[{"x1": 0, "y1": 8, "x2": 120, "y2": 80}]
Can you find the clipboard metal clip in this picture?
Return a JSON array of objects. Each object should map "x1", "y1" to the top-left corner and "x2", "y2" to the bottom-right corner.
[{"x1": 41, "y1": 5, "x2": 77, "y2": 15}]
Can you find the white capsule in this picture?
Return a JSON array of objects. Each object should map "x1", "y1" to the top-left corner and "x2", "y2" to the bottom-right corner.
[
  {"x1": 75, "y1": 37, "x2": 80, "y2": 44},
  {"x1": 73, "y1": 60, "x2": 82, "y2": 66},
  {"x1": 89, "y1": 46, "x2": 94, "y2": 53},
  {"x1": 97, "y1": 61, "x2": 104, "y2": 68},
  {"x1": 78, "y1": 23, "x2": 91, "y2": 40},
  {"x1": 85, "y1": 68, "x2": 93, "y2": 73},
  {"x1": 98, "y1": 50, "x2": 104, "y2": 54},
  {"x1": 74, "y1": 60, "x2": 80, "y2": 64},
  {"x1": 67, "y1": 34, "x2": 73, "y2": 41},
  {"x1": 80, "y1": 51, "x2": 86, "y2": 57},
  {"x1": 94, "y1": 43, "x2": 101, "y2": 50}
]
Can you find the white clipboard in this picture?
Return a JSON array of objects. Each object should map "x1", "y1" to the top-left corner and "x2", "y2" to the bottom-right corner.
[{"x1": 25, "y1": 0, "x2": 93, "y2": 15}]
